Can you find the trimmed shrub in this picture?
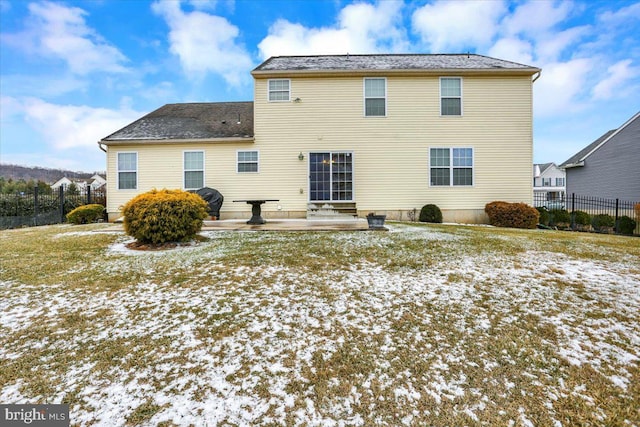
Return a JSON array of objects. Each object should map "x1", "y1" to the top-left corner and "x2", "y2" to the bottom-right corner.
[
  {"x1": 122, "y1": 189, "x2": 209, "y2": 244},
  {"x1": 572, "y1": 210, "x2": 591, "y2": 230},
  {"x1": 536, "y1": 207, "x2": 550, "y2": 226},
  {"x1": 549, "y1": 209, "x2": 570, "y2": 228},
  {"x1": 592, "y1": 214, "x2": 615, "y2": 232},
  {"x1": 616, "y1": 216, "x2": 636, "y2": 235},
  {"x1": 484, "y1": 201, "x2": 539, "y2": 229},
  {"x1": 419, "y1": 204, "x2": 443, "y2": 223},
  {"x1": 66, "y1": 204, "x2": 105, "y2": 224}
]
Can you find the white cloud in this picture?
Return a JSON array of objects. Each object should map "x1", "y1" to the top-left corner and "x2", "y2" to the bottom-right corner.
[
  {"x1": 18, "y1": 97, "x2": 143, "y2": 150},
  {"x1": 502, "y1": 0, "x2": 573, "y2": 37},
  {"x1": 592, "y1": 60, "x2": 639, "y2": 100},
  {"x1": 152, "y1": 0, "x2": 252, "y2": 86},
  {"x1": 411, "y1": 0, "x2": 506, "y2": 52},
  {"x1": 533, "y1": 59, "x2": 592, "y2": 117},
  {"x1": 2, "y1": 1, "x2": 128, "y2": 75},
  {"x1": 488, "y1": 38, "x2": 533, "y2": 65},
  {"x1": 598, "y1": 2, "x2": 640, "y2": 25},
  {"x1": 258, "y1": 1, "x2": 407, "y2": 59}
]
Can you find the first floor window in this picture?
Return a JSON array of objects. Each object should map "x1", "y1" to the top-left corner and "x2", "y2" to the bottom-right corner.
[
  {"x1": 430, "y1": 148, "x2": 473, "y2": 186},
  {"x1": 268, "y1": 79, "x2": 290, "y2": 101},
  {"x1": 184, "y1": 151, "x2": 204, "y2": 189},
  {"x1": 117, "y1": 152, "x2": 137, "y2": 190},
  {"x1": 237, "y1": 151, "x2": 259, "y2": 173}
]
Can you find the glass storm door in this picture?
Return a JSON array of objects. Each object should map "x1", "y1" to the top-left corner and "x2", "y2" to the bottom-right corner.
[{"x1": 309, "y1": 152, "x2": 353, "y2": 202}]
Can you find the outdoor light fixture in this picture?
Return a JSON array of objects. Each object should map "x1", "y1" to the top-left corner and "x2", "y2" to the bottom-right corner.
[
  {"x1": 298, "y1": 152, "x2": 304, "y2": 161},
  {"x1": 294, "y1": 97, "x2": 302, "y2": 103}
]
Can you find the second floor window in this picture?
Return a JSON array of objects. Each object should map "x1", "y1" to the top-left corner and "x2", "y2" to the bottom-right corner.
[
  {"x1": 556, "y1": 177, "x2": 565, "y2": 186},
  {"x1": 184, "y1": 151, "x2": 204, "y2": 189},
  {"x1": 364, "y1": 78, "x2": 386, "y2": 117},
  {"x1": 542, "y1": 178, "x2": 551, "y2": 186},
  {"x1": 440, "y1": 77, "x2": 462, "y2": 116},
  {"x1": 268, "y1": 79, "x2": 290, "y2": 101}
]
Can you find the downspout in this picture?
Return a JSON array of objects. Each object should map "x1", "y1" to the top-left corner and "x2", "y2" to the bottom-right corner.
[{"x1": 97, "y1": 140, "x2": 107, "y2": 153}]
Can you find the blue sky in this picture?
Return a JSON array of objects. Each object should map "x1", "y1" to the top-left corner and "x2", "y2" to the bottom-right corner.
[{"x1": 1, "y1": 0, "x2": 639, "y2": 173}]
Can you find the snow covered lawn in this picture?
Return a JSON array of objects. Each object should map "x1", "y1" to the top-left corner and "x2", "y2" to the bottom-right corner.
[{"x1": 1, "y1": 223, "x2": 639, "y2": 426}]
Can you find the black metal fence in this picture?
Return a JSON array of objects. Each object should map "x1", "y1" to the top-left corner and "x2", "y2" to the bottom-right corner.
[
  {"x1": 533, "y1": 192, "x2": 639, "y2": 235},
  {"x1": 0, "y1": 186, "x2": 107, "y2": 229}
]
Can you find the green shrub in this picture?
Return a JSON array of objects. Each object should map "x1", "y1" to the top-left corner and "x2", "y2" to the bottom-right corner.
[
  {"x1": 592, "y1": 214, "x2": 614, "y2": 232},
  {"x1": 66, "y1": 204, "x2": 105, "y2": 224},
  {"x1": 536, "y1": 207, "x2": 549, "y2": 226},
  {"x1": 419, "y1": 204, "x2": 443, "y2": 223},
  {"x1": 572, "y1": 211, "x2": 591, "y2": 231},
  {"x1": 549, "y1": 209, "x2": 570, "y2": 227},
  {"x1": 616, "y1": 216, "x2": 636, "y2": 235},
  {"x1": 122, "y1": 189, "x2": 209, "y2": 244},
  {"x1": 484, "y1": 201, "x2": 539, "y2": 229}
]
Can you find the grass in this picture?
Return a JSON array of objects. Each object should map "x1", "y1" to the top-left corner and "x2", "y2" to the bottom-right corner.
[{"x1": 0, "y1": 222, "x2": 639, "y2": 426}]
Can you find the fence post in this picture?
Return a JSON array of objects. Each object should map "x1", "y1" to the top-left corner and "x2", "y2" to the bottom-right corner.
[
  {"x1": 59, "y1": 186, "x2": 65, "y2": 223},
  {"x1": 33, "y1": 186, "x2": 39, "y2": 226},
  {"x1": 614, "y1": 198, "x2": 619, "y2": 234},
  {"x1": 87, "y1": 186, "x2": 92, "y2": 204}
]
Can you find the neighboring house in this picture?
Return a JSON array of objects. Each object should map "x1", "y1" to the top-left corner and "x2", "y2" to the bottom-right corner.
[
  {"x1": 51, "y1": 177, "x2": 86, "y2": 192},
  {"x1": 88, "y1": 174, "x2": 107, "y2": 191},
  {"x1": 560, "y1": 111, "x2": 640, "y2": 201},
  {"x1": 533, "y1": 162, "x2": 566, "y2": 207},
  {"x1": 100, "y1": 54, "x2": 541, "y2": 223},
  {"x1": 51, "y1": 175, "x2": 106, "y2": 194}
]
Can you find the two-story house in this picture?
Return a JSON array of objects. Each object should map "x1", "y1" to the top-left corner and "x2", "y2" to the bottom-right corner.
[
  {"x1": 100, "y1": 54, "x2": 540, "y2": 223},
  {"x1": 560, "y1": 111, "x2": 639, "y2": 202},
  {"x1": 533, "y1": 163, "x2": 566, "y2": 208}
]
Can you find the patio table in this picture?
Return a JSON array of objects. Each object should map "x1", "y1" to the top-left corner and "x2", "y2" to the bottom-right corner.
[{"x1": 233, "y1": 199, "x2": 279, "y2": 224}]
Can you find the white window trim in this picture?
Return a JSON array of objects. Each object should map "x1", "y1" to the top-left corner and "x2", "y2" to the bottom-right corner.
[
  {"x1": 429, "y1": 147, "x2": 474, "y2": 187},
  {"x1": 439, "y1": 77, "x2": 463, "y2": 117},
  {"x1": 363, "y1": 77, "x2": 387, "y2": 117},
  {"x1": 237, "y1": 150, "x2": 260, "y2": 173},
  {"x1": 117, "y1": 151, "x2": 137, "y2": 190},
  {"x1": 183, "y1": 150, "x2": 205, "y2": 190},
  {"x1": 268, "y1": 79, "x2": 291, "y2": 102}
]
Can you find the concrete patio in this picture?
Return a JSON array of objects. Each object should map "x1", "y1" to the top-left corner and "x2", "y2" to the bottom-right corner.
[{"x1": 201, "y1": 218, "x2": 373, "y2": 231}]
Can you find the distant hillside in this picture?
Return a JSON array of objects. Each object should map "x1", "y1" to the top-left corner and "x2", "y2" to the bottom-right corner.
[{"x1": 0, "y1": 163, "x2": 105, "y2": 184}]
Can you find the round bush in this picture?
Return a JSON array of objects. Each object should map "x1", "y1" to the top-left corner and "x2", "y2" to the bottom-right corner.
[
  {"x1": 549, "y1": 209, "x2": 570, "y2": 227},
  {"x1": 592, "y1": 214, "x2": 614, "y2": 232},
  {"x1": 122, "y1": 189, "x2": 209, "y2": 244},
  {"x1": 616, "y1": 216, "x2": 636, "y2": 235},
  {"x1": 573, "y1": 210, "x2": 591, "y2": 226},
  {"x1": 66, "y1": 204, "x2": 105, "y2": 224},
  {"x1": 419, "y1": 204, "x2": 443, "y2": 223},
  {"x1": 484, "y1": 201, "x2": 539, "y2": 229}
]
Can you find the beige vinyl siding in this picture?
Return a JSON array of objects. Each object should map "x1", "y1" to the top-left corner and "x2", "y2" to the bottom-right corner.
[
  {"x1": 106, "y1": 73, "x2": 534, "y2": 221},
  {"x1": 253, "y1": 74, "x2": 533, "y2": 213}
]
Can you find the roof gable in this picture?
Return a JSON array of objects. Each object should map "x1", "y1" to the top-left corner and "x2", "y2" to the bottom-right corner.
[
  {"x1": 560, "y1": 111, "x2": 639, "y2": 168},
  {"x1": 102, "y1": 102, "x2": 254, "y2": 142}
]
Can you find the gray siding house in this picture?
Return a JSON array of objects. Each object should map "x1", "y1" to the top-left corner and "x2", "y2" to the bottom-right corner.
[{"x1": 560, "y1": 111, "x2": 640, "y2": 201}]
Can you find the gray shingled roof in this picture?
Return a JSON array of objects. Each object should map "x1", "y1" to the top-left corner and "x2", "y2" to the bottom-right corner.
[
  {"x1": 102, "y1": 102, "x2": 253, "y2": 142},
  {"x1": 535, "y1": 162, "x2": 554, "y2": 174},
  {"x1": 559, "y1": 129, "x2": 616, "y2": 168},
  {"x1": 253, "y1": 54, "x2": 538, "y2": 73}
]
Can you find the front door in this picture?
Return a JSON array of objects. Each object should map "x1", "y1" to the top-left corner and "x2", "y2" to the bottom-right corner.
[{"x1": 309, "y1": 152, "x2": 353, "y2": 202}]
